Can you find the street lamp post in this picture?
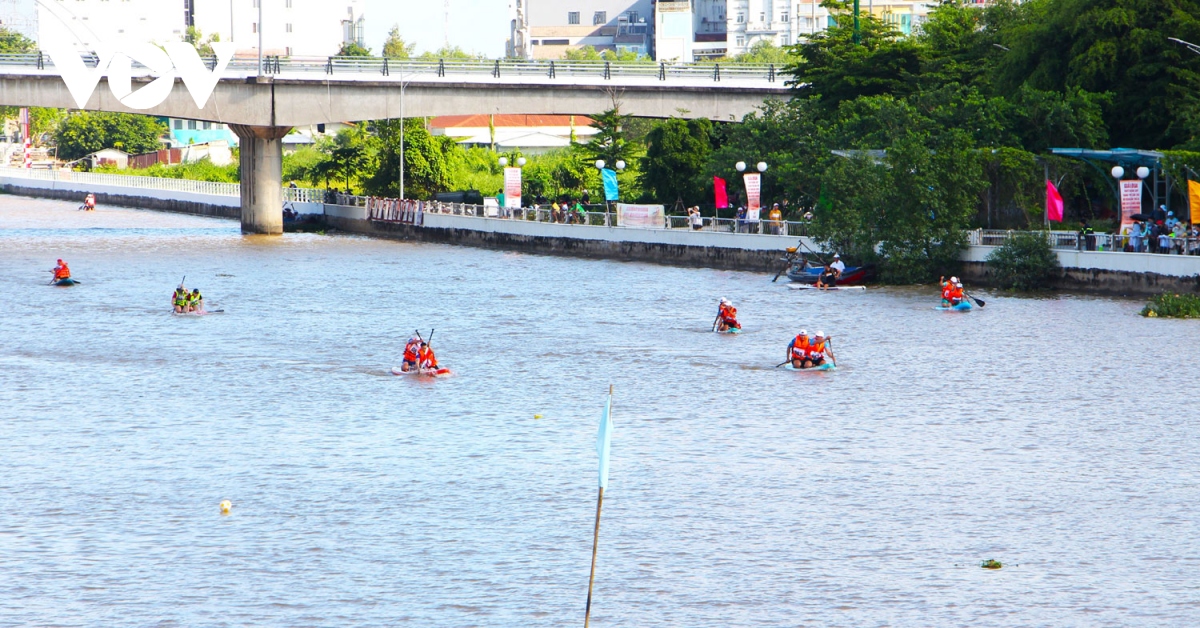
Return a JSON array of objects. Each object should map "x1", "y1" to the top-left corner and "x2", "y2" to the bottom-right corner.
[{"x1": 735, "y1": 160, "x2": 769, "y2": 233}]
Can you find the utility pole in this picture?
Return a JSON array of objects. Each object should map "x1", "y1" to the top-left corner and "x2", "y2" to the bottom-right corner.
[
  {"x1": 853, "y1": 0, "x2": 861, "y2": 45},
  {"x1": 257, "y1": 0, "x2": 264, "y2": 76},
  {"x1": 444, "y1": 0, "x2": 450, "y2": 50}
]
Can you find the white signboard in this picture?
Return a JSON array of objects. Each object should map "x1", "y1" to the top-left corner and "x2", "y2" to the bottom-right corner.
[
  {"x1": 503, "y1": 168, "x2": 522, "y2": 209},
  {"x1": 616, "y1": 203, "x2": 665, "y2": 229},
  {"x1": 1120, "y1": 179, "x2": 1141, "y2": 229}
]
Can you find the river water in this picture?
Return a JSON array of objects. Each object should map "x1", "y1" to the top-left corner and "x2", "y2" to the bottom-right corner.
[{"x1": 1, "y1": 196, "x2": 1197, "y2": 626}]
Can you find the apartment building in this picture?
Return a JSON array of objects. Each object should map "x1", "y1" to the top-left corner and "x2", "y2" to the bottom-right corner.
[
  {"x1": 37, "y1": 0, "x2": 365, "y2": 58},
  {"x1": 509, "y1": 0, "x2": 653, "y2": 60}
]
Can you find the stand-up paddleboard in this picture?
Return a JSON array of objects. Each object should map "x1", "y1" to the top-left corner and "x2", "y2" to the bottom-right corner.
[
  {"x1": 52, "y1": 278, "x2": 79, "y2": 286},
  {"x1": 392, "y1": 366, "x2": 452, "y2": 378},
  {"x1": 715, "y1": 327, "x2": 742, "y2": 334},
  {"x1": 934, "y1": 301, "x2": 972, "y2": 311},
  {"x1": 788, "y1": 284, "x2": 866, "y2": 291},
  {"x1": 783, "y1": 362, "x2": 836, "y2": 371}
]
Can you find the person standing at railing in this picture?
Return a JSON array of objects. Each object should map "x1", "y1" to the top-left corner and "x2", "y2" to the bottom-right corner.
[
  {"x1": 1078, "y1": 219, "x2": 1096, "y2": 251},
  {"x1": 1157, "y1": 228, "x2": 1173, "y2": 255},
  {"x1": 768, "y1": 203, "x2": 783, "y2": 235},
  {"x1": 1128, "y1": 221, "x2": 1145, "y2": 253},
  {"x1": 688, "y1": 206, "x2": 704, "y2": 231}
]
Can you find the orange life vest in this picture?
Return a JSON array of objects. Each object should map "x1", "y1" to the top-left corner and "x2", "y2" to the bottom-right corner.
[
  {"x1": 790, "y1": 335, "x2": 810, "y2": 359},
  {"x1": 54, "y1": 264, "x2": 70, "y2": 280},
  {"x1": 720, "y1": 305, "x2": 738, "y2": 323},
  {"x1": 807, "y1": 340, "x2": 826, "y2": 358},
  {"x1": 403, "y1": 341, "x2": 420, "y2": 362},
  {"x1": 419, "y1": 346, "x2": 438, "y2": 369},
  {"x1": 951, "y1": 286, "x2": 964, "y2": 300}
]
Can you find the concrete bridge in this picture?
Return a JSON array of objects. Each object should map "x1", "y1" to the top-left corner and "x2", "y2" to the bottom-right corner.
[{"x1": 0, "y1": 55, "x2": 792, "y2": 234}]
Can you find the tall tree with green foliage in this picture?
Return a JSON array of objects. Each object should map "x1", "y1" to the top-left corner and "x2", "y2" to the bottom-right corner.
[
  {"x1": 382, "y1": 25, "x2": 416, "y2": 59},
  {"x1": 55, "y1": 112, "x2": 166, "y2": 161},
  {"x1": 0, "y1": 27, "x2": 35, "y2": 53},
  {"x1": 365, "y1": 118, "x2": 456, "y2": 198},
  {"x1": 640, "y1": 118, "x2": 714, "y2": 205},
  {"x1": 584, "y1": 106, "x2": 631, "y2": 169}
]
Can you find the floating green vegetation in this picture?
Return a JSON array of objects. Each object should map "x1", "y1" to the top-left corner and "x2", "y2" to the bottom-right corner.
[
  {"x1": 981, "y1": 559, "x2": 1003, "y2": 570},
  {"x1": 1140, "y1": 293, "x2": 1200, "y2": 319}
]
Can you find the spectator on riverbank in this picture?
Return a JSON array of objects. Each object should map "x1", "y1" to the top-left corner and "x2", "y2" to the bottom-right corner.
[
  {"x1": 1166, "y1": 211, "x2": 1180, "y2": 230},
  {"x1": 1190, "y1": 225, "x2": 1200, "y2": 255},
  {"x1": 736, "y1": 206, "x2": 747, "y2": 233},
  {"x1": 768, "y1": 203, "x2": 783, "y2": 235},
  {"x1": 1128, "y1": 221, "x2": 1145, "y2": 252},
  {"x1": 1157, "y1": 228, "x2": 1173, "y2": 254},
  {"x1": 551, "y1": 201, "x2": 563, "y2": 223},
  {"x1": 688, "y1": 206, "x2": 703, "y2": 230}
]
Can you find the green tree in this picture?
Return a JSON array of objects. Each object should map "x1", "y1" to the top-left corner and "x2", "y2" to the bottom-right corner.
[
  {"x1": 995, "y1": 0, "x2": 1200, "y2": 148},
  {"x1": 337, "y1": 42, "x2": 373, "y2": 57},
  {"x1": 417, "y1": 46, "x2": 484, "y2": 60},
  {"x1": 730, "y1": 40, "x2": 793, "y2": 65},
  {"x1": 640, "y1": 118, "x2": 713, "y2": 205},
  {"x1": 563, "y1": 46, "x2": 651, "y2": 63},
  {"x1": 986, "y1": 231, "x2": 1062, "y2": 290},
  {"x1": 184, "y1": 26, "x2": 221, "y2": 56},
  {"x1": 382, "y1": 25, "x2": 416, "y2": 59},
  {"x1": 0, "y1": 27, "x2": 35, "y2": 53},
  {"x1": 365, "y1": 118, "x2": 456, "y2": 199},
  {"x1": 55, "y1": 112, "x2": 166, "y2": 161},
  {"x1": 584, "y1": 106, "x2": 631, "y2": 169}
]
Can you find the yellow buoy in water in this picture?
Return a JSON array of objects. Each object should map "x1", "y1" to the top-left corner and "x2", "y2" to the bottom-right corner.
[
  {"x1": 219, "y1": 500, "x2": 232, "y2": 515},
  {"x1": 534, "y1": 414, "x2": 543, "y2": 419}
]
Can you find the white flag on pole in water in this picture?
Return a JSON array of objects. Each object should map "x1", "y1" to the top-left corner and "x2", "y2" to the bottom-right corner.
[{"x1": 597, "y1": 393, "x2": 613, "y2": 488}]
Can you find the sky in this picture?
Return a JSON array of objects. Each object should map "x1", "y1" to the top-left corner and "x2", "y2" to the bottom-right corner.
[{"x1": 365, "y1": 0, "x2": 511, "y2": 59}]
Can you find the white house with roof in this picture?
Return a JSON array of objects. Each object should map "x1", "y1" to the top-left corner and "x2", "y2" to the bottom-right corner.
[{"x1": 430, "y1": 115, "x2": 599, "y2": 154}]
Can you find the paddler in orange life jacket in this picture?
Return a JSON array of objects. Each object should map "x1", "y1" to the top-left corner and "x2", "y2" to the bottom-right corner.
[
  {"x1": 51, "y1": 259, "x2": 70, "y2": 281},
  {"x1": 417, "y1": 342, "x2": 439, "y2": 371},
  {"x1": 84, "y1": 193, "x2": 96, "y2": 211},
  {"x1": 401, "y1": 336, "x2": 422, "y2": 372},
  {"x1": 717, "y1": 297, "x2": 741, "y2": 332},
  {"x1": 787, "y1": 329, "x2": 812, "y2": 368},
  {"x1": 806, "y1": 331, "x2": 834, "y2": 367}
]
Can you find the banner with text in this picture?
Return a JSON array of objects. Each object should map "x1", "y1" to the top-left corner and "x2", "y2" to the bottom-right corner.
[
  {"x1": 1120, "y1": 179, "x2": 1141, "y2": 229},
  {"x1": 503, "y1": 167, "x2": 522, "y2": 209},
  {"x1": 743, "y1": 173, "x2": 761, "y2": 212},
  {"x1": 1190, "y1": 180, "x2": 1200, "y2": 226},
  {"x1": 616, "y1": 203, "x2": 666, "y2": 229}
]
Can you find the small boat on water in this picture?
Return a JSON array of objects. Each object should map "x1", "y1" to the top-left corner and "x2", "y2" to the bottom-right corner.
[
  {"x1": 715, "y1": 327, "x2": 741, "y2": 334},
  {"x1": 788, "y1": 285, "x2": 866, "y2": 291},
  {"x1": 935, "y1": 301, "x2": 972, "y2": 312},
  {"x1": 52, "y1": 278, "x2": 79, "y2": 287},
  {"x1": 392, "y1": 366, "x2": 452, "y2": 378},
  {"x1": 785, "y1": 262, "x2": 873, "y2": 285}
]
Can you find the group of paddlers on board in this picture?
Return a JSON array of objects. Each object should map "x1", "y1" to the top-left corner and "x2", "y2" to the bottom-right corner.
[
  {"x1": 394, "y1": 330, "x2": 452, "y2": 377},
  {"x1": 172, "y1": 282, "x2": 207, "y2": 314}
]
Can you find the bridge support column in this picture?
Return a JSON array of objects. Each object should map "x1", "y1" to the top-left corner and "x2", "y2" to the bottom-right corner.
[{"x1": 231, "y1": 124, "x2": 292, "y2": 235}]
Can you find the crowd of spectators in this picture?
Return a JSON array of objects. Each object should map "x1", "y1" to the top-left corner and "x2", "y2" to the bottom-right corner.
[{"x1": 1112, "y1": 205, "x2": 1200, "y2": 255}]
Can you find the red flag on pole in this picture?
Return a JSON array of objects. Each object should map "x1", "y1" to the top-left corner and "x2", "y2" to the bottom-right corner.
[
  {"x1": 713, "y1": 176, "x2": 728, "y2": 209},
  {"x1": 1046, "y1": 180, "x2": 1064, "y2": 223}
]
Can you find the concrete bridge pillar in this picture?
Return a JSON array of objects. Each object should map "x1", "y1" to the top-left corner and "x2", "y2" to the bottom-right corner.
[{"x1": 230, "y1": 124, "x2": 292, "y2": 235}]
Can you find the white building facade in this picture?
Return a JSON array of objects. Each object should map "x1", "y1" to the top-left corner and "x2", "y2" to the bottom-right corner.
[
  {"x1": 37, "y1": 0, "x2": 364, "y2": 58},
  {"x1": 509, "y1": 0, "x2": 653, "y2": 60}
]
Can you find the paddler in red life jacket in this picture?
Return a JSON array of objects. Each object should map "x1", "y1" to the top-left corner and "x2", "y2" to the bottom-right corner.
[
  {"x1": 787, "y1": 329, "x2": 811, "y2": 368},
  {"x1": 401, "y1": 336, "x2": 421, "y2": 372},
  {"x1": 951, "y1": 281, "x2": 965, "y2": 305},
  {"x1": 940, "y1": 276, "x2": 960, "y2": 307},
  {"x1": 806, "y1": 331, "x2": 833, "y2": 367},
  {"x1": 51, "y1": 259, "x2": 70, "y2": 281},
  {"x1": 417, "y1": 342, "x2": 439, "y2": 372},
  {"x1": 717, "y1": 297, "x2": 741, "y2": 331}
]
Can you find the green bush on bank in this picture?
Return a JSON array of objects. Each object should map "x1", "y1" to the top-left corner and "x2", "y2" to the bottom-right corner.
[
  {"x1": 1140, "y1": 293, "x2": 1200, "y2": 318},
  {"x1": 986, "y1": 231, "x2": 1061, "y2": 290}
]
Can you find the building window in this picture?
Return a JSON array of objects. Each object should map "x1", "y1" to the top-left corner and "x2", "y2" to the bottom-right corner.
[
  {"x1": 202, "y1": 121, "x2": 210, "y2": 130},
  {"x1": 782, "y1": 12, "x2": 789, "y2": 22},
  {"x1": 286, "y1": 23, "x2": 292, "y2": 33},
  {"x1": 174, "y1": 120, "x2": 183, "y2": 130},
  {"x1": 593, "y1": 11, "x2": 606, "y2": 25},
  {"x1": 285, "y1": 0, "x2": 292, "y2": 6},
  {"x1": 736, "y1": 13, "x2": 744, "y2": 23},
  {"x1": 781, "y1": 35, "x2": 789, "y2": 45},
  {"x1": 627, "y1": 11, "x2": 639, "y2": 23},
  {"x1": 759, "y1": 12, "x2": 765, "y2": 22},
  {"x1": 252, "y1": 23, "x2": 257, "y2": 33},
  {"x1": 736, "y1": 35, "x2": 745, "y2": 46},
  {"x1": 187, "y1": 120, "x2": 197, "y2": 130},
  {"x1": 568, "y1": 11, "x2": 580, "y2": 25}
]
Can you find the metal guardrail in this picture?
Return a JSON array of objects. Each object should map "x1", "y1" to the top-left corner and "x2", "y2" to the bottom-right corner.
[
  {"x1": 0, "y1": 52, "x2": 782, "y2": 84},
  {"x1": 969, "y1": 228, "x2": 1200, "y2": 255},
  {"x1": 0, "y1": 166, "x2": 241, "y2": 196}
]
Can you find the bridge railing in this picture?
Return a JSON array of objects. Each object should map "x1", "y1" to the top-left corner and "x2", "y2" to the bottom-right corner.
[
  {"x1": 0, "y1": 53, "x2": 783, "y2": 83},
  {"x1": 0, "y1": 166, "x2": 240, "y2": 196},
  {"x1": 968, "y1": 228, "x2": 1200, "y2": 255}
]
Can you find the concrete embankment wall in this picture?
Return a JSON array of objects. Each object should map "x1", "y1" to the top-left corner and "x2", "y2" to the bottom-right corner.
[
  {"x1": 323, "y1": 205, "x2": 799, "y2": 272},
  {"x1": 960, "y1": 247, "x2": 1200, "y2": 295}
]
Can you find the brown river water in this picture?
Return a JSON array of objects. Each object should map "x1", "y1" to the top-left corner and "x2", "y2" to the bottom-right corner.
[{"x1": 1, "y1": 195, "x2": 1198, "y2": 626}]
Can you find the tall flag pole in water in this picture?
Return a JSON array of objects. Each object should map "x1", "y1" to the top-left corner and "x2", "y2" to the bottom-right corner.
[{"x1": 584, "y1": 384, "x2": 614, "y2": 628}]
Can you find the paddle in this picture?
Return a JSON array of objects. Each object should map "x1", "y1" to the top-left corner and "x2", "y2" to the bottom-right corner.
[
  {"x1": 711, "y1": 307, "x2": 722, "y2": 332},
  {"x1": 964, "y1": 291, "x2": 986, "y2": 308},
  {"x1": 826, "y1": 338, "x2": 837, "y2": 368}
]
